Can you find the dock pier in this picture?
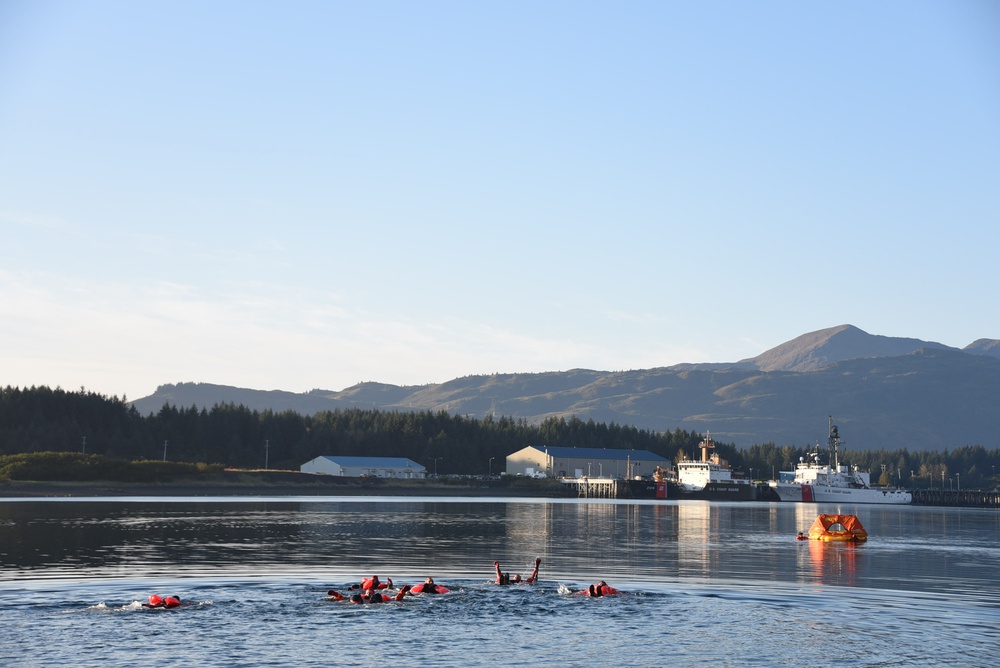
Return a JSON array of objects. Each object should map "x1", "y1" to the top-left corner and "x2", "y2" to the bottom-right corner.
[
  {"x1": 559, "y1": 478, "x2": 1000, "y2": 507},
  {"x1": 563, "y1": 477, "x2": 621, "y2": 499},
  {"x1": 911, "y1": 489, "x2": 1000, "y2": 508}
]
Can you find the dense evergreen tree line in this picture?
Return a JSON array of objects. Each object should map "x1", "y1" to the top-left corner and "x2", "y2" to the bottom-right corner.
[
  {"x1": 739, "y1": 442, "x2": 1000, "y2": 490},
  {"x1": 2, "y1": 386, "x2": 998, "y2": 488},
  {"x1": 0, "y1": 386, "x2": 703, "y2": 474}
]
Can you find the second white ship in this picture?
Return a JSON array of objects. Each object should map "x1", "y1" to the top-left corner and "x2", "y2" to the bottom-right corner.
[{"x1": 769, "y1": 417, "x2": 912, "y2": 504}]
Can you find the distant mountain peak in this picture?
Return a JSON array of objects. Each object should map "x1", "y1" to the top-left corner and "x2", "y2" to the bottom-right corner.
[
  {"x1": 742, "y1": 324, "x2": 954, "y2": 372},
  {"x1": 965, "y1": 339, "x2": 1000, "y2": 359},
  {"x1": 128, "y1": 326, "x2": 1000, "y2": 451}
]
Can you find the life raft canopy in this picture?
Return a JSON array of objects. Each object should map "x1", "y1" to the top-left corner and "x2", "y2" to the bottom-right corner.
[{"x1": 806, "y1": 513, "x2": 868, "y2": 542}]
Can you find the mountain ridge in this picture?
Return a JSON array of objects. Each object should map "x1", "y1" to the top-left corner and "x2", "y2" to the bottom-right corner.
[
  {"x1": 740, "y1": 323, "x2": 955, "y2": 371},
  {"x1": 132, "y1": 325, "x2": 1000, "y2": 451}
]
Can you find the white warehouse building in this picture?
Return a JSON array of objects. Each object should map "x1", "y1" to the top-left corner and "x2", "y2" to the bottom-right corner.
[{"x1": 301, "y1": 456, "x2": 427, "y2": 479}]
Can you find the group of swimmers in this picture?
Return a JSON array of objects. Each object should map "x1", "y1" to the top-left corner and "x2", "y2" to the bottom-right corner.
[
  {"x1": 326, "y1": 575, "x2": 451, "y2": 604},
  {"x1": 319, "y1": 558, "x2": 619, "y2": 604},
  {"x1": 143, "y1": 558, "x2": 618, "y2": 608},
  {"x1": 492, "y1": 557, "x2": 616, "y2": 595}
]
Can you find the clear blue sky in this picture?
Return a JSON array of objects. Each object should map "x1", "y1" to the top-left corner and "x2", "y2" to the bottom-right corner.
[{"x1": 2, "y1": 1, "x2": 998, "y2": 400}]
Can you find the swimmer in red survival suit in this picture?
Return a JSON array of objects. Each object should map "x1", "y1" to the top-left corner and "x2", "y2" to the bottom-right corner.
[
  {"x1": 143, "y1": 595, "x2": 183, "y2": 608},
  {"x1": 353, "y1": 575, "x2": 392, "y2": 590},
  {"x1": 408, "y1": 577, "x2": 450, "y2": 594},
  {"x1": 494, "y1": 558, "x2": 540, "y2": 585},
  {"x1": 577, "y1": 581, "x2": 619, "y2": 597}
]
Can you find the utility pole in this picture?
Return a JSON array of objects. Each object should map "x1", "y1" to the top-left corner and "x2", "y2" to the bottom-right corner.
[
  {"x1": 265, "y1": 439, "x2": 269, "y2": 470},
  {"x1": 81, "y1": 436, "x2": 86, "y2": 455},
  {"x1": 163, "y1": 440, "x2": 168, "y2": 462}
]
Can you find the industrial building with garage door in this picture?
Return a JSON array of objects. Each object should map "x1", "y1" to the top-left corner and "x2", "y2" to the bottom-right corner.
[{"x1": 504, "y1": 446, "x2": 669, "y2": 479}]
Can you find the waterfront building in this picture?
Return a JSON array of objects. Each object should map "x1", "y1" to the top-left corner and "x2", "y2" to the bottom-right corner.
[
  {"x1": 300, "y1": 456, "x2": 427, "y2": 478},
  {"x1": 505, "y1": 445, "x2": 668, "y2": 479}
]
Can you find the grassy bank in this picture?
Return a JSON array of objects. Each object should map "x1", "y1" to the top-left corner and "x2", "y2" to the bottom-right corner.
[
  {"x1": 0, "y1": 451, "x2": 574, "y2": 498},
  {"x1": 0, "y1": 467, "x2": 574, "y2": 498}
]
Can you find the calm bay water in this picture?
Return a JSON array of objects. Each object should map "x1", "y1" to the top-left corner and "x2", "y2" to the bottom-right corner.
[{"x1": 1, "y1": 497, "x2": 998, "y2": 667}]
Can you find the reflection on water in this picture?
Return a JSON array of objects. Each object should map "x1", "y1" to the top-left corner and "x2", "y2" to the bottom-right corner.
[
  {"x1": 3, "y1": 497, "x2": 999, "y2": 597},
  {"x1": 1, "y1": 497, "x2": 999, "y2": 668}
]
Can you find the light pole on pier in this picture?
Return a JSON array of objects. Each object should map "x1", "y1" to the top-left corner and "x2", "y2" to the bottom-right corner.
[
  {"x1": 489, "y1": 457, "x2": 495, "y2": 478},
  {"x1": 431, "y1": 457, "x2": 441, "y2": 476}
]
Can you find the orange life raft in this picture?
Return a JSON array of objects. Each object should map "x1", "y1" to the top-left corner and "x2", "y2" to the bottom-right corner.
[{"x1": 806, "y1": 514, "x2": 868, "y2": 542}]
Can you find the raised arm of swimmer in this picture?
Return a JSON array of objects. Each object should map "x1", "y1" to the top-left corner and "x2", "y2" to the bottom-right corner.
[
  {"x1": 494, "y1": 558, "x2": 540, "y2": 585},
  {"x1": 495, "y1": 561, "x2": 518, "y2": 584},
  {"x1": 525, "y1": 557, "x2": 541, "y2": 584}
]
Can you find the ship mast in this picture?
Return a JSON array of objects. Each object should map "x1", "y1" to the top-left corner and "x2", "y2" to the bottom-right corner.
[
  {"x1": 828, "y1": 416, "x2": 840, "y2": 470},
  {"x1": 698, "y1": 433, "x2": 715, "y2": 462}
]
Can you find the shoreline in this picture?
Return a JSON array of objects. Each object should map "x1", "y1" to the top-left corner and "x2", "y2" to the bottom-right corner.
[
  {"x1": 0, "y1": 475, "x2": 574, "y2": 499},
  {"x1": 4, "y1": 480, "x2": 995, "y2": 507}
]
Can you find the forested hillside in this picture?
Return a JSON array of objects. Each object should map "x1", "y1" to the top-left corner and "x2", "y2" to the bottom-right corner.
[
  {"x1": 3, "y1": 386, "x2": 998, "y2": 489},
  {"x1": 0, "y1": 385, "x2": 703, "y2": 474},
  {"x1": 134, "y1": 347, "x2": 1000, "y2": 452}
]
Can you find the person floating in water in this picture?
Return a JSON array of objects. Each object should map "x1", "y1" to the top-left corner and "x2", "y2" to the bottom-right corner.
[
  {"x1": 408, "y1": 577, "x2": 450, "y2": 594},
  {"x1": 353, "y1": 575, "x2": 392, "y2": 590},
  {"x1": 143, "y1": 594, "x2": 183, "y2": 608},
  {"x1": 494, "y1": 558, "x2": 540, "y2": 585},
  {"x1": 577, "y1": 581, "x2": 619, "y2": 597},
  {"x1": 326, "y1": 589, "x2": 347, "y2": 602}
]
